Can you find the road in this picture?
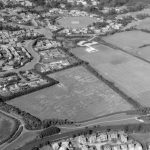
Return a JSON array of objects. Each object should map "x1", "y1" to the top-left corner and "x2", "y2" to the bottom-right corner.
[
  {"x1": 16, "y1": 114, "x2": 147, "y2": 150},
  {"x1": 60, "y1": 116, "x2": 141, "y2": 130}
]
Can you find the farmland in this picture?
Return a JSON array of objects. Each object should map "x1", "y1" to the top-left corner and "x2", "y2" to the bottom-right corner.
[
  {"x1": 58, "y1": 16, "x2": 97, "y2": 29},
  {"x1": 7, "y1": 66, "x2": 132, "y2": 121},
  {"x1": 71, "y1": 44, "x2": 150, "y2": 107},
  {"x1": 0, "y1": 112, "x2": 18, "y2": 144},
  {"x1": 103, "y1": 31, "x2": 150, "y2": 53},
  {"x1": 102, "y1": 30, "x2": 150, "y2": 62}
]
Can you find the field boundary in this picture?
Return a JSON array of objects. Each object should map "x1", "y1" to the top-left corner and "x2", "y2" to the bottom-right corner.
[
  {"x1": 82, "y1": 63, "x2": 142, "y2": 109},
  {"x1": 100, "y1": 33, "x2": 150, "y2": 64}
]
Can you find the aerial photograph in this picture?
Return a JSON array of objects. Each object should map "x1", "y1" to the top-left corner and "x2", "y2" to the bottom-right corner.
[{"x1": 1, "y1": 0, "x2": 150, "y2": 150}]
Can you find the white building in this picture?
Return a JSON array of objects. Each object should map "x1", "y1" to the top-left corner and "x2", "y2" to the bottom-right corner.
[{"x1": 134, "y1": 143, "x2": 142, "y2": 150}]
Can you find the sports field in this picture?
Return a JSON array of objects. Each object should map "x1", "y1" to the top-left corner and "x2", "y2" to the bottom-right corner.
[
  {"x1": 8, "y1": 66, "x2": 132, "y2": 121},
  {"x1": 71, "y1": 44, "x2": 150, "y2": 107},
  {"x1": 0, "y1": 112, "x2": 17, "y2": 144},
  {"x1": 58, "y1": 16, "x2": 97, "y2": 29},
  {"x1": 103, "y1": 30, "x2": 150, "y2": 61}
]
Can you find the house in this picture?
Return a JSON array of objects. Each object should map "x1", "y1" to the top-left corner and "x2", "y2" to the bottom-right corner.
[
  {"x1": 77, "y1": 136, "x2": 87, "y2": 145},
  {"x1": 108, "y1": 132, "x2": 118, "y2": 141},
  {"x1": 134, "y1": 143, "x2": 142, "y2": 150},
  {"x1": 120, "y1": 144, "x2": 128, "y2": 150},
  {"x1": 81, "y1": 145, "x2": 88, "y2": 150},
  {"x1": 88, "y1": 134, "x2": 97, "y2": 144},
  {"x1": 119, "y1": 134, "x2": 128, "y2": 143},
  {"x1": 52, "y1": 142, "x2": 59, "y2": 150},
  {"x1": 112, "y1": 145, "x2": 120, "y2": 150},
  {"x1": 97, "y1": 133, "x2": 108, "y2": 142},
  {"x1": 103, "y1": 145, "x2": 112, "y2": 150},
  {"x1": 9, "y1": 84, "x2": 20, "y2": 93},
  {"x1": 128, "y1": 143, "x2": 135, "y2": 150},
  {"x1": 61, "y1": 141, "x2": 69, "y2": 148}
]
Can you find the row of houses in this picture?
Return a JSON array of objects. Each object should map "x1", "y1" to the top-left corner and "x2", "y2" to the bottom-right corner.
[
  {"x1": 0, "y1": 29, "x2": 42, "y2": 44},
  {"x1": 67, "y1": 0, "x2": 99, "y2": 6},
  {"x1": 1, "y1": 0, "x2": 33, "y2": 7},
  {"x1": 34, "y1": 39, "x2": 61, "y2": 51},
  {"x1": 0, "y1": 70, "x2": 50, "y2": 98},
  {"x1": 34, "y1": 46, "x2": 77, "y2": 74},
  {"x1": 0, "y1": 44, "x2": 32, "y2": 72},
  {"x1": 51, "y1": 131, "x2": 142, "y2": 150}
]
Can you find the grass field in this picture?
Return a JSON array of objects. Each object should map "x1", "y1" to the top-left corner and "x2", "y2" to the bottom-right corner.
[
  {"x1": 8, "y1": 66, "x2": 132, "y2": 121},
  {"x1": 0, "y1": 112, "x2": 17, "y2": 144},
  {"x1": 58, "y1": 16, "x2": 97, "y2": 29},
  {"x1": 137, "y1": 46, "x2": 150, "y2": 61},
  {"x1": 3, "y1": 132, "x2": 38, "y2": 150},
  {"x1": 71, "y1": 44, "x2": 150, "y2": 107},
  {"x1": 136, "y1": 18, "x2": 150, "y2": 31},
  {"x1": 102, "y1": 30, "x2": 150, "y2": 61}
]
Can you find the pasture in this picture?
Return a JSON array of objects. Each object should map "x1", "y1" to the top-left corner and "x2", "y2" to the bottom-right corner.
[
  {"x1": 0, "y1": 112, "x2": 17, "y2": 144},
  {"x1": 103, "y1": 30, "x2": 150, "y2": 61},
  {"x1": 71, "y1": 44, "x2": 150, "y2": 107},
  {"x1": 8, "y1": 66, "x2": 132, "y2": 122},
  {"x1": 58, "y1": 16, "x2": 96, "y2": 29}
]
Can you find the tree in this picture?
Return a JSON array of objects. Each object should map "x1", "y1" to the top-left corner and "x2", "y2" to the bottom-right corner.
[
  {"x1": 0, "y1": 1, "x2": 4, "y2": 9},
  {"x1": 108, "y1": 8, "x2": 117, "y2": 15}
]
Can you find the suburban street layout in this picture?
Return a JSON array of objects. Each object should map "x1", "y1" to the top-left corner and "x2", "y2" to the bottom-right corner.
[{"x1": 1, "y1": 0, "x2": 150, "y2": 150}]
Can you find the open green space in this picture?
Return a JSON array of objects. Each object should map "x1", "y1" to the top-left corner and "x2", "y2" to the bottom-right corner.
[
  {"x1": 0, "y1": 112, "x2": 18, "y2": 144},
  {"x1": 102, "y1": 30, "x2": 150, "y2": 62},
  {"x1": 8, "y1": 66, "x2": 132, "y2": 121},
  {"x1": 58, "y1": 16, "x2": 97, "y2": 29},
  {"x1": 71, "y1": 44, "x2": 150, "y2": 107},
  {"x1": 103, "y1": 31, "x2": 150, "y2": 53},
  {"x1": 136, "y1": 18, "x2": 150, "y2": 31},
  {"x1": 3, "y1": 132, "x2": 38, "y2": 150}
]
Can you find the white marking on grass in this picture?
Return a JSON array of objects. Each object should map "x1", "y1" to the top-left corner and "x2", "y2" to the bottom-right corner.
[{"x1": 86, "y1": 46, "x2": 98, "y2": 53}]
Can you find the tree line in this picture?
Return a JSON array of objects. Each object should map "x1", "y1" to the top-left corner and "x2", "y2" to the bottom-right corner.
[{"x1": 0, "y1": 101, "x2": 75, "y2": 130}]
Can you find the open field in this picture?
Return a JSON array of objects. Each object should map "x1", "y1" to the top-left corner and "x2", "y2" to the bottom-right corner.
[
  {"x1": 0, "y1": 112, "x2": 17, "y2": 144},
  {"x1": 136, "y1": 18, "x2": 150, "y2": 31},
  {"x1": 8, "y1": 66, "x2": 132, "y2": 121},
  {"x1": 58, "y1": 16, "x2": 97, "y2": 29},
  {"x1": 103, "y1": 31, "x2": 150, "y2": 53},
  {"x1": 102, "y1": 30, "x2": 150, "y2": 61},
  {"x1": 137, "y1": 46, "x2": 150, "y2": 61},
  {"x1": 3, "y1": 132, "x2": 38, "y2": 150},
  {"x1": 71, "y1": 44, "x2": 150, "y2": 107}
]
